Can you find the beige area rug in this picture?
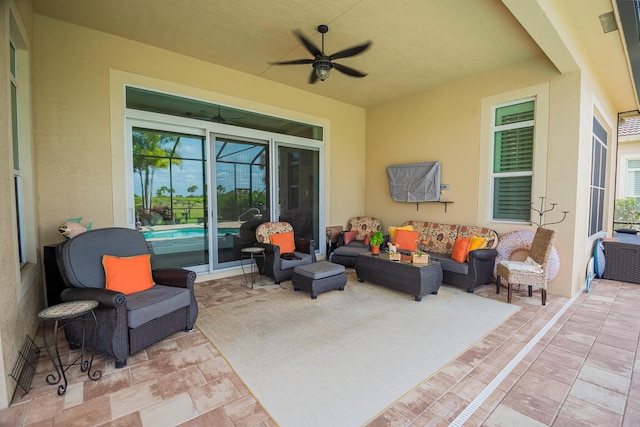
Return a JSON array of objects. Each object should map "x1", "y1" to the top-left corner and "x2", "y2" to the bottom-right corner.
[{"x1": 196, "y1": 271, "x2": 519, "y2": 427}]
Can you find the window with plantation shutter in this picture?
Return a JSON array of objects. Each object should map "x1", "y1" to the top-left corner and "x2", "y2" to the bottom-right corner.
[
  {"x1": 626, "y1": 159, "x2": 640, "y2": 197},
  {"x1": 589, "y1": 117, "x2": 607, "y2": 236},
  {"x1": 491, "y1": 100, "x2": 535, "y2": 221}
]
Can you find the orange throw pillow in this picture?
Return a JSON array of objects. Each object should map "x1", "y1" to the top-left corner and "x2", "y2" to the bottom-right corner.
[
  {"x1": 395, "y1": 229, "x2": 419, "y2": 252},
  {"x1": 451, "y1": 237, "x2": 471, "y2": 263},
  {"x1": 102, "y1": 254, "x2": 154, "y2": 295},
  {"x1": 271, "y1": 231, "x2": 296, "y2": 253}
]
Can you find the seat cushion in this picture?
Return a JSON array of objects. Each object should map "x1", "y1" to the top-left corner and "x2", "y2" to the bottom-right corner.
[
  {"x1": 427, "y1": 252, "x2": 469, "y2": 275},
  {"x1": 333, "y1": 246, "x2": 368, "y2": 257},
  {"x1": 279, "y1": 251, "x2": 314, "y2": 270},
  {"x1": 126, "y1": 284, "x2": 191, "y2": 328},
  {"x1": 294, "y1": 261, "x2": 345, "y2": 280}
]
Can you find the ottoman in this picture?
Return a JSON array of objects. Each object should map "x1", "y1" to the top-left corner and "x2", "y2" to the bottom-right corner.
[{"x1": 292, "y1": 261, "x2": 347, "y2": 299}]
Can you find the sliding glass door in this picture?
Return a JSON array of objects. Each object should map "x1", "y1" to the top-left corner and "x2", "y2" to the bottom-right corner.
[
  {"x1": 132, "y1": 127, "x2": 208, "y2": 269},
  {"x1": 126, "y1": 96, "x2": 324, "y2": 273},
  {"x1": 213, "y1": 135, "x2": 269, "y2": 268},
  {"x1": 277, "y1": 145, "x2": 320, "y2": 244}
]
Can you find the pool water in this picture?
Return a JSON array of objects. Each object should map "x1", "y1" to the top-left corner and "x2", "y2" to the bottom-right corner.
[{"x1": 142, "y1": 227, "x2": 238, "y2": 239}]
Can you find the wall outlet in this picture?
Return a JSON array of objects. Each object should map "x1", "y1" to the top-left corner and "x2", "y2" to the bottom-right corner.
[{"x1": 441, "y1": 184, "x2": 450, "y2": 190}]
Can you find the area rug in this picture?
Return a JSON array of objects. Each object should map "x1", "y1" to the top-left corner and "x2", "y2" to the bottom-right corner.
[{"x1": 196, "y1": 271, "x2": 519, "y2": 426}]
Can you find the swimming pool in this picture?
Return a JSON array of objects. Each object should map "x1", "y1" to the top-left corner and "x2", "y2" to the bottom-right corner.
[{"x1": 142, "y1": 227, "x2": 238, "y2": 239}]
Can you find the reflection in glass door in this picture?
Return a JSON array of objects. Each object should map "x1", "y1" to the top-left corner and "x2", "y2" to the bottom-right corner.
[
  {"x1": 132, "y1": 127, "x2": 208, "y2": 269},
  {"x1": 278, "y1": 145, "x2": 319, "y2": 244},
  {"x1": 214, "y1": 136, "x2": 269, "y2": 267}
]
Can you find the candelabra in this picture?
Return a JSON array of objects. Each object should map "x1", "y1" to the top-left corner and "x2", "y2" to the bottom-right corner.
[{"x1": 530, "y1": 196, "x2": 569, "y2": 228}]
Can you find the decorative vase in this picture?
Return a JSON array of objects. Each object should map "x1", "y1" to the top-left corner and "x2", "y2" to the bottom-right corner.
[{"x1": 371, "y1": 245, "x2": 380, "y2": 255}]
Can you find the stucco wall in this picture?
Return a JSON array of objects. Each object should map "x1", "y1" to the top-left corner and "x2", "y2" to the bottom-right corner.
[
  {"x1": 32, "y1": 15, "x2": 367, "y2": 252},
  {"x1": 0, "y1": 0, "x2": 43, "y2": 409},
  {"x1": 366, "y1": 53, "x2": 618, "y2": 299}
]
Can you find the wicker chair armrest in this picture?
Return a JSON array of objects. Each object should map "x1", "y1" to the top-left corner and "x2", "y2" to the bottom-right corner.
[
  {"x1": 255, "y1": 242, "x2": 280, "y2": 256},
  {"x1": 295, "y1": 238, "x2": 315, "y2": 254},
  {"x1": 152, "y1": 268, "x2": 196, "y2": 289},
  {"x1": 61, "y1": 287, "x2": 126, "y2": 308}
]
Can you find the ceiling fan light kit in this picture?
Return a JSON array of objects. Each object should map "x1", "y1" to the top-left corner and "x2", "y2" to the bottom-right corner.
[{"x1": 269, "y1": 24, "x2": 371, "y2": 84}]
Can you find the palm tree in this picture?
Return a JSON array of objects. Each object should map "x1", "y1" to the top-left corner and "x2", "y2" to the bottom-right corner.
[{"x1": 133, "y1": 130, "x2": 182, "y2": 211}]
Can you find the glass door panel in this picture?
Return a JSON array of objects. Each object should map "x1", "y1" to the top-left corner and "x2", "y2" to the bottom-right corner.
[
  {"x1": 278, "y1": 146, "x2": 319, "y2": 244},
  {"x1": 214, "y1": 136, "x2": 269, "y2": 267},
  {"x1": 132, "y1": 127, "x2": 208, "y2": 269}
]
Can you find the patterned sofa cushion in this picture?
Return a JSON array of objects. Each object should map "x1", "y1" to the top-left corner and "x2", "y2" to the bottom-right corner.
[
  {"x1": 348, "y1": 216, "x2": 382, "y2": 241},
  {"x1": 457, "y1": 225, "x2": 498, "y2": 249},
  {"x1": 425, "y1": 223, "x2": 460, "y2": 255},
  {"x1": 403, "y1": 221, "x2": 498, "y2": 255}
]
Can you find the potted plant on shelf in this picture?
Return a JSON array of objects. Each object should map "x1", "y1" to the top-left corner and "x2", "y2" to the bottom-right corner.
[{"x1": 369, "y1": 231, "x2": 384, "y2": 255}]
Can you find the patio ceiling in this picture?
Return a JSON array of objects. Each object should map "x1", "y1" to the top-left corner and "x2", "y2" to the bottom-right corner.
[{"x1": 31, "y1": 0, "x2": 638, "y2": 110}]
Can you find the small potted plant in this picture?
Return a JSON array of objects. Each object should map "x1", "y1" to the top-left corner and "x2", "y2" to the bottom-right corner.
[{"x1": 369, "y1": 231, "x2": 384, "y2": 255}]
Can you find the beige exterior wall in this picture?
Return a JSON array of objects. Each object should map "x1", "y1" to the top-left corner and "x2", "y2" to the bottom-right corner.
[
  {"x1": 0, "y1": 0, "x2": 630, "y2": 410},
  {"x1": 366, "y1": 52, "x2": 620, "y2": 299},
  {"x1": 33, "y1": 15, "x2": 366, "y2": 249},
  {"x1": 0, "y1": 0, "x2": 43, "y2": 409}
]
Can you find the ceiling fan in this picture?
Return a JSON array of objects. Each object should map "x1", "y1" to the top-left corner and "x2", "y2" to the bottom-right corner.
[
  {"x1": 269, "y1": 24, "x2": 371, "y2": 84},
  {"x1": 187, "y1": 106, "x2": 242, "y2": 125}
]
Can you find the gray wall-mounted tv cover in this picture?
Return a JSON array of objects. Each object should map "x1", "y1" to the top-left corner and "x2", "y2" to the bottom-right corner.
[{"x1": 387, "y1": 161, "x2": 441, "y2": 202}]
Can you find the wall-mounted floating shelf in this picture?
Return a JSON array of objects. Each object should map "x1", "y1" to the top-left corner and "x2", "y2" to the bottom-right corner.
[{"x1": 415, "y1": 201, "x2": 454, "y2": 212}]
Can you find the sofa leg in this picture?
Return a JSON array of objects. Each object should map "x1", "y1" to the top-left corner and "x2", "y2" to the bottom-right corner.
[
  {"x1": 496, "y1": 275, "x2": 501, "y2": 294},
  {"x1": 467, "y1": 288, "x2": 474, "y2": 293},
  {"x1": 115, "y1": 359, "x2": 127, "y2": 369},
  {"x1": 542, "y1": 289, "x2": 547, "y2": 306}
]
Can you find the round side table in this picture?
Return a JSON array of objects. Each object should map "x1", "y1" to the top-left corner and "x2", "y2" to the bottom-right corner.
[
  {"x1": 240, "y1": 247, "x2": 266, "y2": 288},
  {"x1": 38, "y1": 300, "x2": 102, "y2": 395}
]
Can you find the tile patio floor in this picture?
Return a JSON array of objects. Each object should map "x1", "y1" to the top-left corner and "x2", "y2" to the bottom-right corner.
[{"x1": 0, "y1": 274, "x2": 639, "y2": 426}]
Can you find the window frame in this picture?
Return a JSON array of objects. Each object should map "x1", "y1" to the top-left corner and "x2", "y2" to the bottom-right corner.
[
  {"x1": 625, "y1": 158, "x2": 640, "y2": 198},
  {"x1": 588, "y1": 116, "x2": 608, "y2": 237},
  {"x1": 478, "y1": 84, "x2": 549, "y2": 227},
  {"x1": 489, "y1": 97, "x2": 536, "y2": 223}
]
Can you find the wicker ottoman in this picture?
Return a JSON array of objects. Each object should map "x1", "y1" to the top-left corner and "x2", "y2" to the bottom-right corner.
[{"x1": 292, "y1": 261, "x2": 347, "y2": 299}]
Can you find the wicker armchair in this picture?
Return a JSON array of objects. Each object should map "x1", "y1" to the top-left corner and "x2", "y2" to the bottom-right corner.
[
  {"x1": 330, "y1": 216, "x2": 382, "y2": 267},
  {"x1": 254, "y1": 221, "x2": 316, "y2": 284},
  {"x1": 495, "y1": 227, "x2": 557, "y2": 305},
  {"x1": 56, "y1": 227, "x2": 198, "y2": 368}
]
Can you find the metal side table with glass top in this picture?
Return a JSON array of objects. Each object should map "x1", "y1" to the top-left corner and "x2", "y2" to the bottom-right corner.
[{"x1": 38, "y1": 300, "x2": 102, "y2": 395}]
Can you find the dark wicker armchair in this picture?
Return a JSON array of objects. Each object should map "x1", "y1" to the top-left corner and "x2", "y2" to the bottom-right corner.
[
  {"x1": 56, "y1": 227, "x2": 198, "y2": 368},
  {"x1": 254, "y1": 221, "x2": 316, "y2": 284}
]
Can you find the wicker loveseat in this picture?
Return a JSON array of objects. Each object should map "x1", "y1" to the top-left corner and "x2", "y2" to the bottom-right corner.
[{"x1": 401, "y1": 221, "x2": 498, "y2": 293}]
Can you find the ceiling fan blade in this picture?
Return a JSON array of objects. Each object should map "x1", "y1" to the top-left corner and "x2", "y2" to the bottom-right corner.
[
  {"x1": 293, "y1": 30, "x2": 323, "y2": 57},
  {"x1": 309, "y1": 69, "x2": 319, "y2": 84},
  {"x1": 332, "y1": 62, "x2": 368, "y2": 78},
  {"x1": 269, "y1": 58, "x2": 314, "y2": 66},
  {"x1": 329, "y1": 41, "x2": 372, "y2": 60}
]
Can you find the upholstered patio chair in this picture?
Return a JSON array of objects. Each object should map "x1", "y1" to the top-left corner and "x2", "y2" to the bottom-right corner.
[
  {"x1": 56, "y1": 227, "x2": 198, "y2": 368},
  {"x1": 254, "y1": 221, "x2": 316, "y2": 284},
  {"x1": 495, "y1": 227, "x2": 557, "y2": 305},
  {"x1": 330, "y1": 216, "x2": 382, "y2": 267}
]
